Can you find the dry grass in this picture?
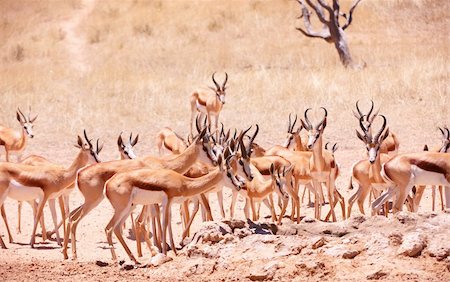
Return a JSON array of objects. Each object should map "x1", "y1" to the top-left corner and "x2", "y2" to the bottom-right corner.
[{"x1": 0, "y1": 0, "x2": 448, "y2": 164}]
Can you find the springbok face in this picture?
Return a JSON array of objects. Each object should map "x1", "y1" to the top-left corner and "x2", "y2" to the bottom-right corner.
[
  {"x1": 237, "y1": 125, "x2": 258, "y2": 181},
  {"x1": 283, "y1": 113, "x2": 301, "y2": 148},
  {"x1": 272, "y1": 165, "x2": 293, "y2": 201},
  {"x1": 117, "y1": 132, "x2": 139, "y2": 159},
  {"x1": 75, "y1": 130, "x2": 103, "y2": 163},
  {"x1": 301, "y1": 107, "x2": 327, "y2": 150},
  {"x1": 16, "y1": 107, "x2": 38, "y2": 139},
  {"x1": 352, "y1": 100, "x2": 379, "y2": 135},
  {"x1": 356, "y1": 115, "x2": 389, "y2": 164},
  {"x1": 211, "y1": 72, "x2": 228, "y2": 105},
  {"x1": 223, "y1": 148, "x2": 246, "y2": 191},
  {"x1": 438, "y1": 127, "x2": 450, "y2": 153}
]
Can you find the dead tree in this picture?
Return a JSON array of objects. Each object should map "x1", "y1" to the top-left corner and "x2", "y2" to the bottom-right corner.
[{"x1": 295, "y1": 0, "x2": 363, "y2": 68}]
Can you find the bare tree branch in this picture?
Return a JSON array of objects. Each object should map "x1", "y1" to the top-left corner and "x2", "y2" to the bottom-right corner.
[
  {"x1": 303, "y1": 0, "x2": 329, "y2": 24},
  {"x1": 342, "y1": 0, "x2": 363, "y2": 30},
  {"x1": 296, "y1": 1, "x2": 331, "y2": 40},
  {"x1": 316, "y1": 0, "x2": 334, "y2": 14}
]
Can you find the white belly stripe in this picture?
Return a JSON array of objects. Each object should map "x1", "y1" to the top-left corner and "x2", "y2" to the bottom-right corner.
[
  {"x1": 132, "y1": 188, "x2": 167, "y2": 205},
  {"x1": 8, "y1": 180, "x2": 44, "y2": 201},
  {"x1": 411, "y1": 165, "x2": 450, "y2": 186}
]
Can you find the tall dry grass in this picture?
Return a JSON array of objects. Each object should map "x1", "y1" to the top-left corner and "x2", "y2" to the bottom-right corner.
[{"x1": 0, "y1": 0, "x2": 448, "y2": 167}]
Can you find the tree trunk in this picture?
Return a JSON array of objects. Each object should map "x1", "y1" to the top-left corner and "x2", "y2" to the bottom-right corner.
[{"x1": 333, "y1": 28, "x2": 353, "y2": 67}]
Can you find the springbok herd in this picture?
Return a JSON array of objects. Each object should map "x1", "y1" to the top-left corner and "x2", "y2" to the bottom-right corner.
[{"x1": 0, "y1": 73, "x2": 449, "y2": 264}]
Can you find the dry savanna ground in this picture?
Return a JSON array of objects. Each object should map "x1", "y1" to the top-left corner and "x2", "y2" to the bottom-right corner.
[{"x1": 0, "y1": 0, "x2": 449, "y2": 281}]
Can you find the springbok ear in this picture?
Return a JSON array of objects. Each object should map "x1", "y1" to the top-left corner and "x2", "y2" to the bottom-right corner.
[
  {"x1": 16, "y1": 112, "x2": 23, "y2": 123},
  {"x1": 356, "y1": 130, "x2": 365, "y2": 142},
  {"x1": 77, "y1": 135, "x2": 83, "y2": 148},
  {"x1": 117, "y1": 133, "x2": 123, "y2": 147}
]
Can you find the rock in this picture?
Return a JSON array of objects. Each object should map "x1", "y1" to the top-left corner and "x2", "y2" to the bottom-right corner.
[
  {"x1": 397, "y1": 233, "x2": 427, "y2": 257},
  {"x1": 395, "y1": 211, "x2": 418, "y2": 224},
  {"x1": 324, "y1": 245, "x2": 347, "y2": 257},
  {"x1": 95, "y1": 260, "x2": 108, "y2": 267},
  {"x1": 311, "y1": 237, "x2": 326, "y2": 249},
  {"x1": 349, "y1": 215, "x2": 367, "y2": 228},
  {"x1": 342, "y1": 250, "x2": 360, "y2": 259},
  {"x1": 275, "y1": 224, "x2": 297, "y2": 235},
  {"x1": 222, "y1": 219, "x2": 246, "y2": 230},
  {"x1": 367, "y1": 270, "x2": 388, "y2": 280},
  {"x1": 234, "y1": 227, "x2": 253, "y2": 239},
  {"x1": 426, "y1": 244, "x2": 450, "y2": 261},
  {"x1": 263, "y1": 261, "x2": 285, "y2": 272},
  {"x1": 388, "y1": 232, "x2": 403, "y2": 246},
  {"x1": 188, "y1": 221, "x2": 233, "y2": 246},
  {"x1": 184, "y1": 260, "x2": 216, "y2": 277},
  {"x1": 121, "y1": 263, "x2": 135, "y2": 271},
  {"x1": 247, "y1": 268, "x2": 274, "y2": 281},
  {"x1": 186, "y1": 244, "x2": 219, "y2": 258},
  {"x1": 301, "y1": 216, "x2": 316, "y2": 223},
  {"x1": 149, "y1": 253, "x2": 172, "y2": 267}
]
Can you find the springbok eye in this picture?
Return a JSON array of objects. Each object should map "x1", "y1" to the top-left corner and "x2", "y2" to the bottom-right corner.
[{"x1": 239, "y1": 160, "x2": 243, "y2": 165}]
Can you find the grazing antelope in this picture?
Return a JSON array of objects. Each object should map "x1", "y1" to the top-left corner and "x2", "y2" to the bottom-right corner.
[
  {"x1": 104, "y1": 151, "x2": 244, "y2": 263},
  {"x1": 301, "y1": 107, "x2": 340, "y2": 221},
  {"x1": 372, "y1": 152, "x2": 450, "y2": 214},
  {"x1": 189, "y1": 72, "x2": 228, "y2": 136},
  {"x1": 413, "y1": 127, "x2": 449, "y2": 211},
  {"x1": 0, "y1": 131, "x2": 101, "y2": 249},
  {"x1": 62, "y1": 126, "x2": 214, "y2": 260},
  {"x1": 352, "y1": 100, "x2": 399, "y2": 156},
  {"x1": 0, "y1": 108, "x2": 37, "y2": 162},
  {"x1": 347, "y1": 115, "x2": 391, "y2": 218},
  {"x1": 155, "y1": 127, "x2": 188, "y2": 155}
]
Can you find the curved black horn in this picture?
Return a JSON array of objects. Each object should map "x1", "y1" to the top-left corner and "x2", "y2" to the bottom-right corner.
[
  {"x1": 222, "y1": 72, "x2": 228, "y2": 89},
  {"x1": 374, "y1": 115, "x2": 387, "y2": 142},
  {"x1": 248, "y1": 124, "x2": 259, "y2": 156},
  {"x1": 325, "y1": 142, "x2": 330, "y2": 150},
  {"x1": 304, "y1": 108, "x2": 313, "y2": 129},
  {"x1": 367, "y1": 100, "x2": 374, "y2": 121},
  {"x1": 287, "y1": 113, "x2": 292, "y2": 132},
  {"x1": 96, "y1": 139, "x2": 104, "y2": 153},
  {"x1": 446, "y1": 127, "x2": 450, "y2": 139},
  {"x1": 316, "y1": 107, "x2": 328, "y2": 129},
  {"x1": 129, "y1": 132, "x2": 133, "y2": 144},
  {"x1": 355, "y1": 100, "x2": 363, "y2": 118},
  {"x1": 212, "y1": 72, "x2": 220, "y2": 89}
]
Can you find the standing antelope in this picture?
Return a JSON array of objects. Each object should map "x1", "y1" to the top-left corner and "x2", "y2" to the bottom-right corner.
[
  {"x1": 284, "y1": 113, "x2": 306, "y2": 151},
  {"x1": 117, "y1": 132, "x2": 139, "y2": 159},
  {"x1": 372, "y1": 152, "x2": 450, "y2": 214},
  {"x1": 104, "y1": 151, "x2": 244, "y2": 263},
  {"x1": 0, "y1": 131, "x2": 101, "y2": 249},
  {"x1": 0, "y1": 108, "x2": 37, "y2": 162},
  {"x1": 413, "y1": 127, "x2": 449, "y2": 211},
  {"x1": 301, "y1": 107, "x2": 341, "y2": 221},
  {"x1": 62, "y1": 126, "x2": 214, "y2": 260},
  {"x1": 347, "y1": 115, "x2": 391, "y2": 218},
  {"x1": 352, "y1": 100, "x2": 399, "y2": 155},
  {"x1": 189, "y1": 72, "x2": 228, "y2": 136}
]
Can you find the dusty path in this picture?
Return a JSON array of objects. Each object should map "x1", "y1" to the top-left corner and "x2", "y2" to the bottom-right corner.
[{"x1": 61, "y1": 0, "x2": 96, "y2": 73}]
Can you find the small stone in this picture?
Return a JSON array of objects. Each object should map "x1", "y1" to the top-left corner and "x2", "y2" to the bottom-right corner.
[
  {"x1": 312, "y1": 237, "x2": 326, "y2": 249},
  {"x1": 342, "y1": 250, "x2": 360, "y2": 259},
  {"x1": 95, "y1": 260, "x2": 108, "y2": 267},
  {"x1": 121, "y1": 263, "x2": 135, "y2": 271},
  {"x1": 301, "y1": 216, "x2": 316, "y2": 223},
  {"x1": 247, "y1": 269, "x2": 273, "y2": 281},
  {"x1": 388, "y1": 233, "x2": 403, "y2": 246},
  {"x1": 149, "y1": 253, "x2": 173, "y2": 267},
  {"x1": 395, "y1": 211, "x2": 418, "y2": 224},
  {"x1": 398, "y1": 233, "x2": 427, "y2": 257},
  {"x1": 367, "y1": 270, "x2": 388, "y2": 280}
]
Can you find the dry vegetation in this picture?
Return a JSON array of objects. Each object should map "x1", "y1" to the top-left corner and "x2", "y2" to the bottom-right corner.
[{"x1": 0, "y1": 0, "x2": 449, "y2": 280}]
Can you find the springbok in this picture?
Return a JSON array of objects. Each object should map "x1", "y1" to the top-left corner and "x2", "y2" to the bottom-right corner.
[
  {"x1": 0, "y1": 131, "x2": 101, "y2": 249},
  {"x1": 372, "y1": 152, "x2": 450, "y2": 214},
  {"x1": 352, "y1": 100, "x2": 399, "y2": 156},
  {"x1": 104, "y1": 150, "x2": 244, "y2": 263},
  {"x1": 301, "y1": 107, "x2": 341, "y2": 221},
  {"x1": 0, "y1": 107, "x2": 37, "y2": 162},
  {"x1": 412, "y1": 127, "x2": 449, "y2": 211},
  {"x1": 155, "y1": 127, "x2": 188, "y2": 155},
  {"x1": 189, "y1": 72, "x2": 228, "y2": 136},
  {"x1": 347, "y1": 115, "x2": 391, "y2": 218},
  {"x1": 62, "y1": 125, "x2": 214, "y2": 260}
]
